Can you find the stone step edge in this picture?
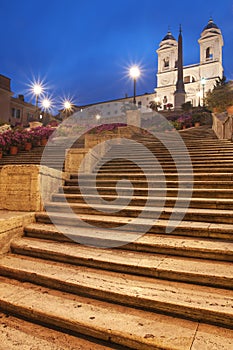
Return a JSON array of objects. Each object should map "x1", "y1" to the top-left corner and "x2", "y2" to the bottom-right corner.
[
  {"x1": 0, "y1": 277, "x2": 197, "y2": 350},
  {"x1": 52, "y1": 193, "x2": 233, "y2": 205},
  {"x1": 24, "y1": 223, "x2": 233, "y2": 262},
  {"x1": 35, "y1": 212, "x2": 233, "y2": 239},
  {"x1": 11, "y1": 237, "x2": 233, "y2": 289},
  {"x1": 0, "y1": 256, "x2": 233, "y2": 329}
]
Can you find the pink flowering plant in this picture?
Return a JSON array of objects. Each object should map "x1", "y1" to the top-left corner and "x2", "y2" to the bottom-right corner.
[
  {"x1": 32, "y1": 126, "x2": 54, "y2": 140},
  {"x1": 0, "y1": 133, "x2": 6, "y2": 151}
]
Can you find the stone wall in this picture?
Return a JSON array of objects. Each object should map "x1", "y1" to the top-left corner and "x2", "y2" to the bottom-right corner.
[
  {"x1": 0, "y1": 165, "x2": 65, "y2": 212},
  {"x1": 212, "y1": 113, "x2": 233, "y2": 140},
  {"x1": 0, "y1": 211, "x2": 35, "y2": 255}
]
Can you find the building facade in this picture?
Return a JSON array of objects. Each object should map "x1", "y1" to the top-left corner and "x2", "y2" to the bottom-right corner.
[
  {"x1": 155, "y1": 18, "x2": 224, "y2": 109},
  {"x1": 0, "y1": 74, "x2": 36, "y2": 127}
]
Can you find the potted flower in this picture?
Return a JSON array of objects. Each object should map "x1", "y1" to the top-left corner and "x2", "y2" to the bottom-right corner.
[
  {"x1": 7, "y1": 130, "x2": 23, "y2": 155},
  {"x1": 22, "y1": 130, "x2": 34, "y2": 151}
]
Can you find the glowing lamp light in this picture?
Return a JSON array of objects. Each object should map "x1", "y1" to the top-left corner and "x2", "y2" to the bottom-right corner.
[
  {"x1": 129, "y1": 66, "x2": 140, "y2": 79},
  {"x1": 63, "y1": 100, "x2": 72, "y2": 110},
  {"x1": 201, "y1": 78, "x2": 206, "y2": 86},
  {"x1": 33, "y1": 84, "x2": 43, "y2": 96},
  {"x1": 96, "y1": 114, "x2": 101, "y2": 120},
  {"x1": 42, "y1": 98, "x2": 51, "y2": 109}
]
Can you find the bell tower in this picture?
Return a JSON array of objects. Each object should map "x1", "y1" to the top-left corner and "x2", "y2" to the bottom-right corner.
[{"x1": 198, "y1": 18, "x2": 224, "y2": 79}]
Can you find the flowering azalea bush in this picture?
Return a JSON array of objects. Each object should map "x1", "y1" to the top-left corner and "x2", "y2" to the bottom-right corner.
[
  {"x1": 88, "y1": 123, "x2": 127, "y2": 134},
  {"x1": 32, "y1": 126, "x2": 55, "y2": 140},
  {"x1": 0, "y1": 133, "x2": 6, "y2": 150},
  {"x1": 0, "y1": 126, "x2": 55, "y2": 158}
]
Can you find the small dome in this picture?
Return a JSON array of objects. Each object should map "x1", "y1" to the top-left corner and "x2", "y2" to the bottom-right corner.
[
  {"x1": 162, "y1": 31, "x2": 176, "y2": 41},
  {"x1": 202, "y1": 18, "x2": 219, "y2": 32}
]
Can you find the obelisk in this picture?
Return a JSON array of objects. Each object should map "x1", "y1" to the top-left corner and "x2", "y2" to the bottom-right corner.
[{"x1": 174, "y1": 26, "x2": 186, "y2": 109}]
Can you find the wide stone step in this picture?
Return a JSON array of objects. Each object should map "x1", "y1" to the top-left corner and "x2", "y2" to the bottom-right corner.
[
  {"x1": 64, "y1": 180, "x2": 230, "y2": 189},
  {"x1": 8, "y1": 237, "x2": 233, "y2": 290},
  {"x1": 73, "y1": 173, "x2": 233, "y2": 182},
  {"x1": 1, "y1": 276, "x2": 229, "y2": 350},
  {"x1": 52, "y1": 193, "x2": 233, "y2": 210},
  {"x1": 44, "y1": 201, "x2": 233, "y2": 224},
  {"x1": 24, "y1": 223, "x2": 233, "y2": 263},
  {"x1": 98, "y1": 160, "x2": 233, "y2": 167},
  {"x1": 96, "y1": 166, "x2": 233, "y2": 174},
  {"x1": 101, "y1": 156, "x2": 233, "y2": 162},
  {"x1": 0, "y1": 311, "x2": 111, "y2": 350},
  {"x1": 61, "y1": 186, "x2": 233, "y2": 198},
  {"x1": 36, "y1": 212, "x2": 233, "y2": 240},
  {"x1": 1, "y1": 254, "x2": 233, "y2": 330}
]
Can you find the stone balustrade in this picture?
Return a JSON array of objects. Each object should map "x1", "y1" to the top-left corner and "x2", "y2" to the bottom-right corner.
[{"x1": 212, "y1": 112, "x2": 233, "y2": 140}]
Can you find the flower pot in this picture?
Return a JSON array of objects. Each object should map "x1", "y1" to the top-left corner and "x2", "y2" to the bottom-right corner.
[
  {"x1": 194, "y1": 122, "x2": 200, "y2": 127},
  {"x1": 10, "y1": 146, "x2": 18, "y2": 155},
  {"x1": 227, "y1": 105, "x2": 233, "y2": 115},
  {"x1": 25, "y1": 142, "x2": 32, "y2": 151},
  {"x1": 182, "y1": 125, "x2": 186, "y2": 130},
  {"x1": 41, "y1": 138, "x2": 48, "y2": 146},
  {"x1": 34, "y1": 140, "x2": 41, "y2": 147}
]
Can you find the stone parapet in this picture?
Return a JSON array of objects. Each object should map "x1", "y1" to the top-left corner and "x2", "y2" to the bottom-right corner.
[
  {"x1": 0, "y1": 165, "x2": 65, "y2": 212},
  {"x1": 212, "y1": 112, "x2": 233, "y2": 140},
  {"x1": 0, "y1": 211, "x2": 35, "y2": 255}
]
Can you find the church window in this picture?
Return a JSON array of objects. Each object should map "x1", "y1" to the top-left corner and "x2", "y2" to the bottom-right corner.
[
  {"x1": 184, "y1": 76, "x2": 196, "y2": 83},
  {"x1": 206, "y1": 47, "x2": 213, "y2": 60},
  {"x1": 163, "y1": 57, "x2": 169, "y2": 68}
]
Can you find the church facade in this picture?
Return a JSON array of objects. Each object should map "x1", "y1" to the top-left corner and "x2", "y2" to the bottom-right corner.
[{"x1": 155, "y1": 18, "x2": 224, "y2": 109}]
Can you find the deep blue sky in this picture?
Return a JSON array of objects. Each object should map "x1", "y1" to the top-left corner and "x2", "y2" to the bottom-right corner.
[{"x1": 0, "y1": 0, "x2": 232, "y2": 111}]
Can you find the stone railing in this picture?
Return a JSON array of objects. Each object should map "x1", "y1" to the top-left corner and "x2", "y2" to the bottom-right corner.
[{"x1": 212, "y1": 112, "x2": 233, "y2": 140}]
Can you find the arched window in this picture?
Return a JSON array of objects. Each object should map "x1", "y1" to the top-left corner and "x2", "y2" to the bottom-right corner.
[
  {"x1": 163, "y1": 57, "x2": 169, "y2": 68},
  {"x1": 184, "y1": 76, "x2": 196, "y2": 83},
  {"x1": 206, "y1": 47, "x2": 213, "y2": 60}
]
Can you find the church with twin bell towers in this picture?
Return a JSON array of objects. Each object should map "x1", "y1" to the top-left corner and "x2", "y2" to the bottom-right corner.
[{"x1": 155, "y1": 18, "x2": 224, "y2": 109}]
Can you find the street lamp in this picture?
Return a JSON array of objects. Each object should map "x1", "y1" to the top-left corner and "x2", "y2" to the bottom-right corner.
[
  {"x1": 129, "y1": 66, "x2": 140, "y2": 104},
  {"x1": 201, "y1": 78, "x2": 206, "y2": 107},
  {"x1": 197, "y1": 91, "x2": 202, "y2": 107},
  {"x1": 42, "y1": 98, "x2": 51, "y2": 124},
  {"x1": 33, "y1": 83, "x2": 43, "y2": 107},
  {"x1": 63, "y1": 99, "x2": 73, "y2": 119},
  {"x1": 32, "y1": 83, "x2": 44, "y2": 121}
]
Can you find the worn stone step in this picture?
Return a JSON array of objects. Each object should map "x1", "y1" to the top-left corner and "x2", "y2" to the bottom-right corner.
[
  {"x1": 24, "y1": 223, "x2": 233, "y2": 262},
  {"x1": 95, "y1": 167, "x2": 233, "y2": 174},
  {"x1": 72, "y1": 173, "x2": 233, "y2": 182},
  {"x1": 45, "y1": 201, "x2": 233, "y2": 224},
  {"x1": 98, "y1": 160, "x2": 233, "y2": 167},
  {"x1": 0, "y1": 276, "x2": 221, "y2": 350},
  {"x1": 0, "y1": 312, "x2": 113, "y2": 350},
  {"x1": 36, "y1": 212, "x2": 233, "y2": 240},
  {"x1": 60, "y1": 186, "x2": 233, "y2": 199},
  {"x1": 9, "y1": 238, "x2": 233, "y2": 290},
  {"x1": 52, "y1": 193, "x2": 233, "y2": 210},
  {"x1": 65, "y1": 180, "x2": 231, "y2": 189}
]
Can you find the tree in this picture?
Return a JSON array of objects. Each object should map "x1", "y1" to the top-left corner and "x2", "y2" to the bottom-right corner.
[
  {"x1": 149, "y1": 100, "x2": 161, "y2": 111},
  {"x1": 205, "y1": 77, "x2": 233, "y2": 112},
  {"x1": 181, "y1": 101, "x2": 193, "y2": 112}
]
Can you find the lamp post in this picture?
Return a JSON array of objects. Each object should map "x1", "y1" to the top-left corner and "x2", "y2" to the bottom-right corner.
[
  {"x1": 201, "y1": 78, "x2": 206, "y2": 107},
  {"x1": 197, "y1": 91, "x2": 201, "y2": 107},
  {"x1": 33, "y1": 83, "x2": 43, "y2": 120},
  {"x1": 129, "y1": 66, "x2": 140, "y2": 104},
  {"x1": 42, "y1": 98, "x2": 51, "y2": 124}
]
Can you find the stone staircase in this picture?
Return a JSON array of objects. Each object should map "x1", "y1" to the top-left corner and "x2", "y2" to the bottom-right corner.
[
  {"x1": 0, "y1": 138, "x2": 84, "y2": 170},
  {"x1": 1, "y1": 126, "x2": 233, "y2": 349}
]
